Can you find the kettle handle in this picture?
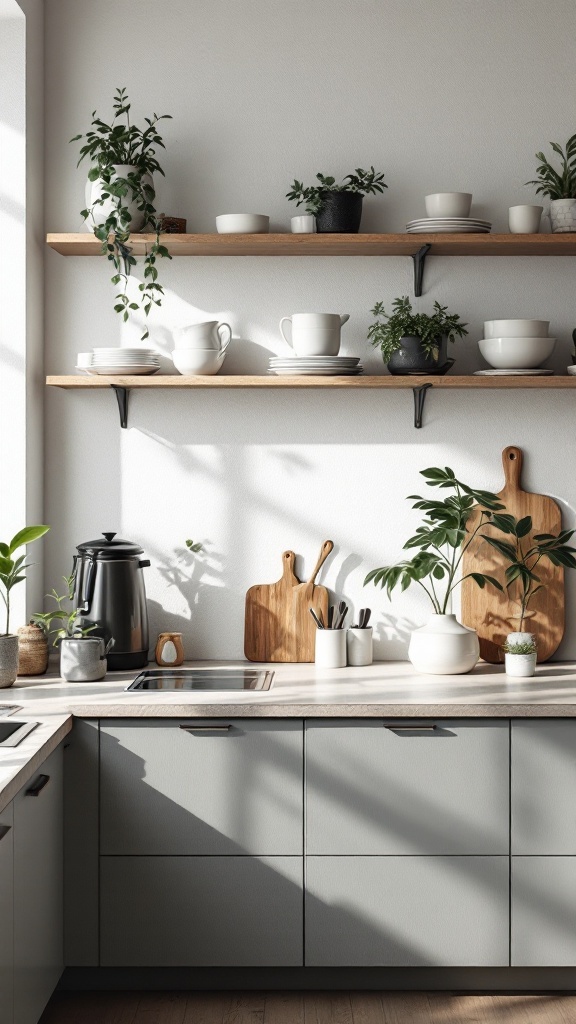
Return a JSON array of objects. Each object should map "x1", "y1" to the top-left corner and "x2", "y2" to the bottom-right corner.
[{"x1": 79, "y1": 555, "x2": 96, "y2": 613}]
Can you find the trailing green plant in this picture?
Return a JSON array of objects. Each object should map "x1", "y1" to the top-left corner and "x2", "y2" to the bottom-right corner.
[
  {"x1": 0, "y1": 526, "x2": 50, "y2": 636},
  {"x1": 502, "y1": 636, "x2": 537, "y2": 656},
  {"x1": 368, "y1": 296, "x2": 468, "y2": 363},
  {"x1": 32, "y1": 576, "x2": 97, "y2": 645},
  {"x1": 71, "y1": 87, "x2": 172, "y2": 340},
  {"x1": 286, "y1": 167, "x2": 387, "y2": 216},
  {"x1": 525, "y1": 135, "x2": 576, "y2": 200},
  {"x1": 365, "y1": 467, "x2": 504, "y2": 614},
  {"x1": 185, "y1": 539, "x2": 203, "y2": 554},
  {"x1": 477, "y1": 514, "x2": 576, "y2": 632}
]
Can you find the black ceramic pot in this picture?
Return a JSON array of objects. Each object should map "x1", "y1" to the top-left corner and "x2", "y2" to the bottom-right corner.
[
  {"x1": 316, "y1": 191, "x2": 363, "y2": 233},
  {"x1": 387, "y1": 335, "x2": 448, "y2": 375}
]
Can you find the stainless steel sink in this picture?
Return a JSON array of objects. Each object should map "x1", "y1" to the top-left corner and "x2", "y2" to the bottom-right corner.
[
  {"x1": 126, "y1": 668, "x2": 274, "y2": 691},
  {"x1": 0, "y1": 720, "x2": 38, "y2": 747}
]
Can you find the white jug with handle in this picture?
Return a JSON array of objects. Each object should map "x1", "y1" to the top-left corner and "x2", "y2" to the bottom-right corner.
[
  {"x1": 279, "y1": 313, "x2": 350, "y2": 357},
  {"x1": 175, "y1": 320, "x2": 232, "y2": 353}
]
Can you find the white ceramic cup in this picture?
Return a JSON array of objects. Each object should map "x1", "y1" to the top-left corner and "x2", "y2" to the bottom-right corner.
[
  {"x1": 175, "y1": 321, "x2": 232, "y2": 352},
  {"x1": 172, "y1": 348, "x2": 226, "y2": 375},
  {"x1": 346, "y1": 627, "x2": 373, "y2": 667},
  {"x1": 279, "y1": 313, "x2": 350, "y2": 357},
  {"x1": 315, "y1": 629, "x2": 347, "y2": 668},
  {"x1": 291, "y1": 215, "x2": 316, "y2": 233},
  {"x1": 508, "y1": 205, "x2": 543, "y2": 234},
  {"x1": 425, "y1": 192, "x2": 472, "y2": 218}
]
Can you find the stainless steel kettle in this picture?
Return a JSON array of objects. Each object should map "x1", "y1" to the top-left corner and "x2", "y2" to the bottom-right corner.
[{"x1": 73, "y1": 532, "x2": 150, "y2": 670}]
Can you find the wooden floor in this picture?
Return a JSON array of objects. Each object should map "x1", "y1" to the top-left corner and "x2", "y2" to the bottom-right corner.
[{"x1": 38, "y1": 990, "x2": 576, "y2": 1023}]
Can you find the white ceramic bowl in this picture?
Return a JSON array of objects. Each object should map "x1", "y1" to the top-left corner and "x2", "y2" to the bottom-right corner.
[
  {"x1": 215, "y1": 214, "x2": 269, "y2": 234},
  {"x1": 484, "y1": 319, "x2": 549, "y2": 339},
  {"x1": 172, "y1": 349, "x2": 226, "y2": 375},
  {"x1": 425, "y1": 192, "x2": 472, "y2": 218},
  {"x1": 478, "y1": 336, "x2": 556, "y2": 369}
]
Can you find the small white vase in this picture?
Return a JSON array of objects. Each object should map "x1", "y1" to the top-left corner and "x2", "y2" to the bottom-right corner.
[
  {"x1": 408, "y1": 614, "x2": 480, "y2": 675},
  {"x1": 84, "y1": 164, "x2": 153, "y2": 233},
  {"x1": 0, "y1": 634, "x2": 19, "y2": 688},
  {"x1": 549, "y1": 198, "x2": 576, "y2": 233},
  {"x1": 505, "y1": 652, "x2": 537, "y2": 678},
  {"x1": 346, "y1": 627, "x2": 373, "y2": 667}
]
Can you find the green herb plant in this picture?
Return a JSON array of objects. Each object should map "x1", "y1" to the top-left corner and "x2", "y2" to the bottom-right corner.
[
  {"x1": 502, "y1": 636, "x2": 537, "y2": 656},
  {"x1": 368, "y1": 296, "x2": 468, "y2": 364},
  {"x1": 286, "y1": 167, "x2": 387, "y2": 216},
  {"x1": 32, "y1": 577, "x2": 97, "y2": 645},
  {"x1": 525, "y1": 135, "x2": 576, "y2": 200},
  {"x1": 365, "y1": 467, "x2": 504, "y2": 613},
  {"x1": 0, "y1": 526, "x2": 50, "y2": 636},
  {"x1": 71, "y1": 87, "x2": 172, "y2": 340}
]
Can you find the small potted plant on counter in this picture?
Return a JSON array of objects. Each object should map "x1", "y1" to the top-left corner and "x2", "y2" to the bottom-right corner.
[
  {"x1": 502, "y1": 635, "x2": 538, "y2": 678},
  {"x1": 0, "y1": 525, "x2": 50, "y2": 688},
  {"x1": 368, "y1": 296, "x2": 468, "y2": 374},
  {"x1": 365, "y1": 466, "x2": 504, "y2": 675},
  {"x1": 286, "y1": 167, "x2": 387, "y2": 232},
  {"x1": 33, "y1": 577, "x2": 113, "y2": 682},
  {"x1": 525, "y1": 134, "x2": 576, "y2": 232},
  {"x1": 71, "y1": 87, "x2": 172, "y2": 339}
]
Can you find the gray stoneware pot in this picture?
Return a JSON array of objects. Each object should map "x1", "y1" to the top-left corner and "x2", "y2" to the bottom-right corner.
[
  {"x1": 387, "y1": 335, "x2": 448, "y2": 375},
  {"x1": 0, "y1": 635, "x2": 19, "y2": 688},
  {"x1": 60, "y1": 636, "x2": 114, "y2": 682}
]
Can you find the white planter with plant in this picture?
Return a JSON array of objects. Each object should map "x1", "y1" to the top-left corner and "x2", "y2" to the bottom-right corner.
[
  {"x1": 33, "y1": 576, "x2": 113, "y2": 682},
  {"x1": 368, "y1": 296, "x2": 468, "y2": 374},
  {"x1": 365, "y1": 466, "x2": 504, "y2": 675},
  {"x1": 503, "y1": 635, "x2": 537, "y2": 678},
  {"x1": 286, "y1": 167, "x2": 387, "y2": 233},
  {"x1": 526, "y1": 134, "x2": 576, "y2": 232},
  {"x1": 0, "y1": 525, "x2": 50, "y2": 687}
]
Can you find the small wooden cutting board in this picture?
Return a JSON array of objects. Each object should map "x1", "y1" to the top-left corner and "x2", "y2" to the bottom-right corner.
[{"x1": 461, "y1": 446, "x2": 564, "y2": 663}]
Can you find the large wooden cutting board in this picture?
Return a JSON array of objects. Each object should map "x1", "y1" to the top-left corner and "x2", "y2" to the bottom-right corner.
[{"x1": 461, "y1": 446, "x2": 564, "y2": 663}]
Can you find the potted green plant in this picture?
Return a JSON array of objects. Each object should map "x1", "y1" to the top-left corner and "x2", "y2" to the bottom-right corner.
[
  {"x1": 33, "y1": 577, "x2": 112, "y2": 682},
  {"x1": 502, "y1": 635, "x2": 538, "y2": 678},
  {"x1": 525, "y1": 134, "x2": 576, "y2": 232},
  {"x1": 286, "y1": 167, "x2": 387, "y2": 233},
  {"x1": 71, "y1": 87, "x2": 172, "y2": 340},
  {"x1": 0, "y1": 525, "x2": 50, "y2": 687},
  {"x1": 365, "y1": 467, "x2": 504, "y2": 675},
  {"x1": 368, "y1": 296, "x2": 468, "y2": 374}
]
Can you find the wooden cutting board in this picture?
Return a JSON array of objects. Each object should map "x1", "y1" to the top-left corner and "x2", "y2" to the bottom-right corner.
[
  {"x1": 244, "y1": 541, "x2": 333, "y2": 662},
  {"x1": 461, "y1": 446, "x2": 564, "y2": 663}
]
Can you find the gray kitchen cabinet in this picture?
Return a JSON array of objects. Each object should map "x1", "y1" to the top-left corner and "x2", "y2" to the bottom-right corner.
[
  {"x1": 512, "y1": 857, "x2": 576, "y2": 965},
  {"x1": 100, "y1": 719, "x2": 303, "y2": 855},
  {"x1": 64, "y1": 720, "x2": 99, "y2": 966},
  {"x1": 305, "y1": 855, "x2": 509, "y2": 967},
  {"x1": 305, "y1": 720, "x2": 509, "y2": 855},
  {"x1": 100, "y1": 855, "x2": 303, "y2": 966},
  {"x1": 13, "y1": 746, "x2": 63, "y2": 1024},
  {"x1": 0, "y1": 802, "x2": 13, "y2": 1024},
  {"x1": 512, "y1": 720, "x2": 576, "y2": 854}
]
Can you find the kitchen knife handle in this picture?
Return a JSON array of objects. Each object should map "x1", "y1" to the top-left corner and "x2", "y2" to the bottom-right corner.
[
  {"x1": 384, "y1": 724, "x2": 437, "y2": 732},
  {"x1": 25, "y1": 774, "x2": 50, "y2": 796},
  {"x1": 0, "y1": 825, "x2": 11, "y2": 841},
  {"x1": 179, "y1": 724, "x2": 232, "y2": 732}
]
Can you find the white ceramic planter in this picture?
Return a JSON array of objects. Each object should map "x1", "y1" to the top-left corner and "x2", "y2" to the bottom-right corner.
[
  {"x1": 60, "y1": 636, "x2": 111, "y2": 682},
  {"x1": 549, "y1": 198, "x2": 576, "y2": 233},
  {"x1": 408, "y1": 614, "x2": 480, "y2": 675},
  {"x1": 84, "y1": 164, "x2": 153, "y2": 232},
  {"x1": 346, "y1": 627, "x2": 373, "y2": 667},
  {"x1": 0, "y1": 635, "x2": 19, "y2": 688},
  {"x1": 315, "y1": 630, "x2": 346, "y2": 668},
  {"x1": 505, "y1": 652, "x2": 537, "y2": 678}
]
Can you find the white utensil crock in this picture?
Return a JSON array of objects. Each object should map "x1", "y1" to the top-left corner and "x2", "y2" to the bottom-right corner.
[
  {"x1": 85, "y1": 165, "x2": 152, "y2": 232},
  {"x1": 279, "y1": 313, "x2": 350, "y2": 357},
  {"x1": 408, "y1": 614, "x2": 480, "y2": 675},
  {"x1": 346, "y1": 627, "x2": 373, "y2": 667},
  {"x1": 315, "y1": 630, "x2": 346, "y2": 668}
]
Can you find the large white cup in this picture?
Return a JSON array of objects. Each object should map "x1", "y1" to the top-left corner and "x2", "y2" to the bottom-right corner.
[
  {"x1": 508, "y1": 205, "x2": 543, "y2": 234},
  {"x1": 279, "y1": 313, "x2": 350, "y2": 356},
  {"x1": 176, "y1": 321, "x2": 232, "y2": 352}
]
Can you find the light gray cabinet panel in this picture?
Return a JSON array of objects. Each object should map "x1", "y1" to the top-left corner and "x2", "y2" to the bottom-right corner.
[
  {"x1": 14, "y1": 746, "x2": 63, "y2": 1024},
  {"x1": 512, "y1": 721, "x2": 576, "y2": 854},
  {"x1": 0, "y1": 803, "x2": 13, "y2": 1024},
  {"x1": 512, "y1": 857, "x2": 576, "y2": 965},
  {"x1": 306, "y1": 720, "x2": 509, "y2": 854},
  {"x1": 100, "y1": 855, "x2": 303, "y2": 966},
  {"x1": 64, "y1": 720, "x2": 99, "y2": 966},
  {"x1": 306, "y1": 856, "x2": 509, "y2": 967},
  {"x1": 100, "y1": 719, "x2": 303, "y2": 855}
]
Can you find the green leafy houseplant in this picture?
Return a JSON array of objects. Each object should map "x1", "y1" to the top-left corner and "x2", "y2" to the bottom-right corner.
[
  {"x1": 32, "y1": 577, "x2": 97, "y2": 645},
  {"x1": 0, "y1": 526, "x2": 50, "y2": 636},
  {"x1": 286, "y1": 167, "x2": 387, "y2": 216},
  {"x1": 71, "y1": 87, "x2": 172, "y2": 340},
  {"x1": 525, "y1": 135, "x2": 576, "y2": 199},
  {"x1": 365, "y1": 467, "x2": 504, "y2": 613},
  {"x1": 368, "y1": 296, "x2": 468, "y2": 364},
  {"x1": 502, "y1": 636, "x2": 537, "y2": 656}
]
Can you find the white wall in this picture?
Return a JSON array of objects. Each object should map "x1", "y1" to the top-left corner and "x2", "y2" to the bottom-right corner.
[{"x1": 44, "y1": 0, "x2": 576, "y2": 659}]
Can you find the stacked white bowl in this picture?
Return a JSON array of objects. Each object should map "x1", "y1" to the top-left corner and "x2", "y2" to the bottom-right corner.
[{"x1": 478, "y1": 320, "x2": 555, "y2": 371}]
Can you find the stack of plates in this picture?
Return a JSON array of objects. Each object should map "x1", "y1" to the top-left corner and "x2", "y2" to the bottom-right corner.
[
  {"x1": 268, "y1": 356, "x2": 363, "y2": 376},
  {"x1": 80, "y1": 348, "x2": 160, "y2": 376},
  {"x1": 474, "y1": 368, "x2": 554, "y2": 376},
  {"x1": 406, "y1": 218, "x2": 491, "y2": 234}
]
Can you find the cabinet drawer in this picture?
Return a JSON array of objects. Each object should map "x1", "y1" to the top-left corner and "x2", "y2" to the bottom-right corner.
[
  {"x1": 306, "y1": 856, "x2": 509, "y2": 967},
  {"x1": 100, "y1": 719, "x2": 303, "y2": 855},
  {"x1": 512, "y1": 857, "x2": 576, "y2": 965},
  {"x1": 306, "y1": 720, "x2": 509, "y2": 854},
  {"x1": 100, "y1": 855, "x2": 303, "y2": 966},
  {"x1": 512, "y1": 721, "x2": 576, "y2": 854}
]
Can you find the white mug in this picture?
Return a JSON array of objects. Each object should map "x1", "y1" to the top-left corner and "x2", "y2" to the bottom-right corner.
[
  {"x1": 176, "y1": 320, "x2": 232, "y2": 353},
  {"x1": 279, "y1": 313, "x2": 350, "y2": 357},
  {"x1": 508, "y1": 205, "x2": 543, "y2": 234},
  {"x1": 291, "y1": 215, "x2": 316, "y2": 233}
]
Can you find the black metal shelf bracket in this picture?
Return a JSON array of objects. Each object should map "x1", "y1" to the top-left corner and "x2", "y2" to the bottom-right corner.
[
  {"x1": 111, "y1": 385, "x2": 129, "y2": 428},
  {"x1": 412, "y1": 383, "x2": 433, "y2": 429},
  {"x1": 411, "y1": 243, "x2": 432, "y2": 297}
]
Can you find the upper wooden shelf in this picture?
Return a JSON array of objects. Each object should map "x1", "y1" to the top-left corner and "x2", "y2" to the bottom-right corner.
[
  {"x1": 45, "y1": 232, "x2": 576, "y2": 257},
  {"x1": 47, "y1": 375, "x2": 576, "y2": 389}
]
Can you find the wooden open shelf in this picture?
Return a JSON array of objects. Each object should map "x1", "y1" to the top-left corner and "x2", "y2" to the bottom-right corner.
[{"x1": 46, "y1": 375, "x2": 576, "y2": 390}]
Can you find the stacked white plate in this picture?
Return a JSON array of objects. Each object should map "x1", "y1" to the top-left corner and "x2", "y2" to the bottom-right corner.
[
  {"x1": 474, "y1": 368, "x2": 554, "y2": 376},
  {"x1": 268, "y1": 356, "x2": 363, "y2": 376},
  {"x1": 81, "y1": 348, "x2": 160, "y2": 376},
  {"x1": 406, "y1": 218, "x2": 491, "y2": 233}
]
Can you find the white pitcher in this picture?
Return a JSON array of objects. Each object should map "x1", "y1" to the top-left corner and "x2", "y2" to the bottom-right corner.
[
  {"x1": 175, "y1": 320, "x2": 232, "y2": 353},
  {"x1": 279, "y1": 313, "x2": 350, "y2": 357}
]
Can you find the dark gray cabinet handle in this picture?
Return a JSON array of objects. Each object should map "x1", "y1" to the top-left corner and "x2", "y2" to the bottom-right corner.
[
  {"x1": 384, "y1": 724, "x2": 437, "y2": 732},
  {"x1": 179, "y1": 724, "x2": 232, "y2": 732},
  {"x1": 25, "y1": 774, "x2": 50, "y2": 796},
  {"x1": 0, "y1": 825, "x2": 10, "y2": 841}
]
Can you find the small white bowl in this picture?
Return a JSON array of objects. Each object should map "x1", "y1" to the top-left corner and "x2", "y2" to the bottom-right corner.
[
  {"x1": 172, "y1": 348, "x2": 226, "y2": 376},
  {"x1": 484, "y1": 319, "x2": 549, "y2": 339},
  {"x1": 478, "y1": 336, "x2": 556, "y2": 369},
  {"x1": 425, "y1": 192, "x2": 472, "y2": 218},
  {"x1": 216, "y1": 214, "x2": 269, "y2": 234}
]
